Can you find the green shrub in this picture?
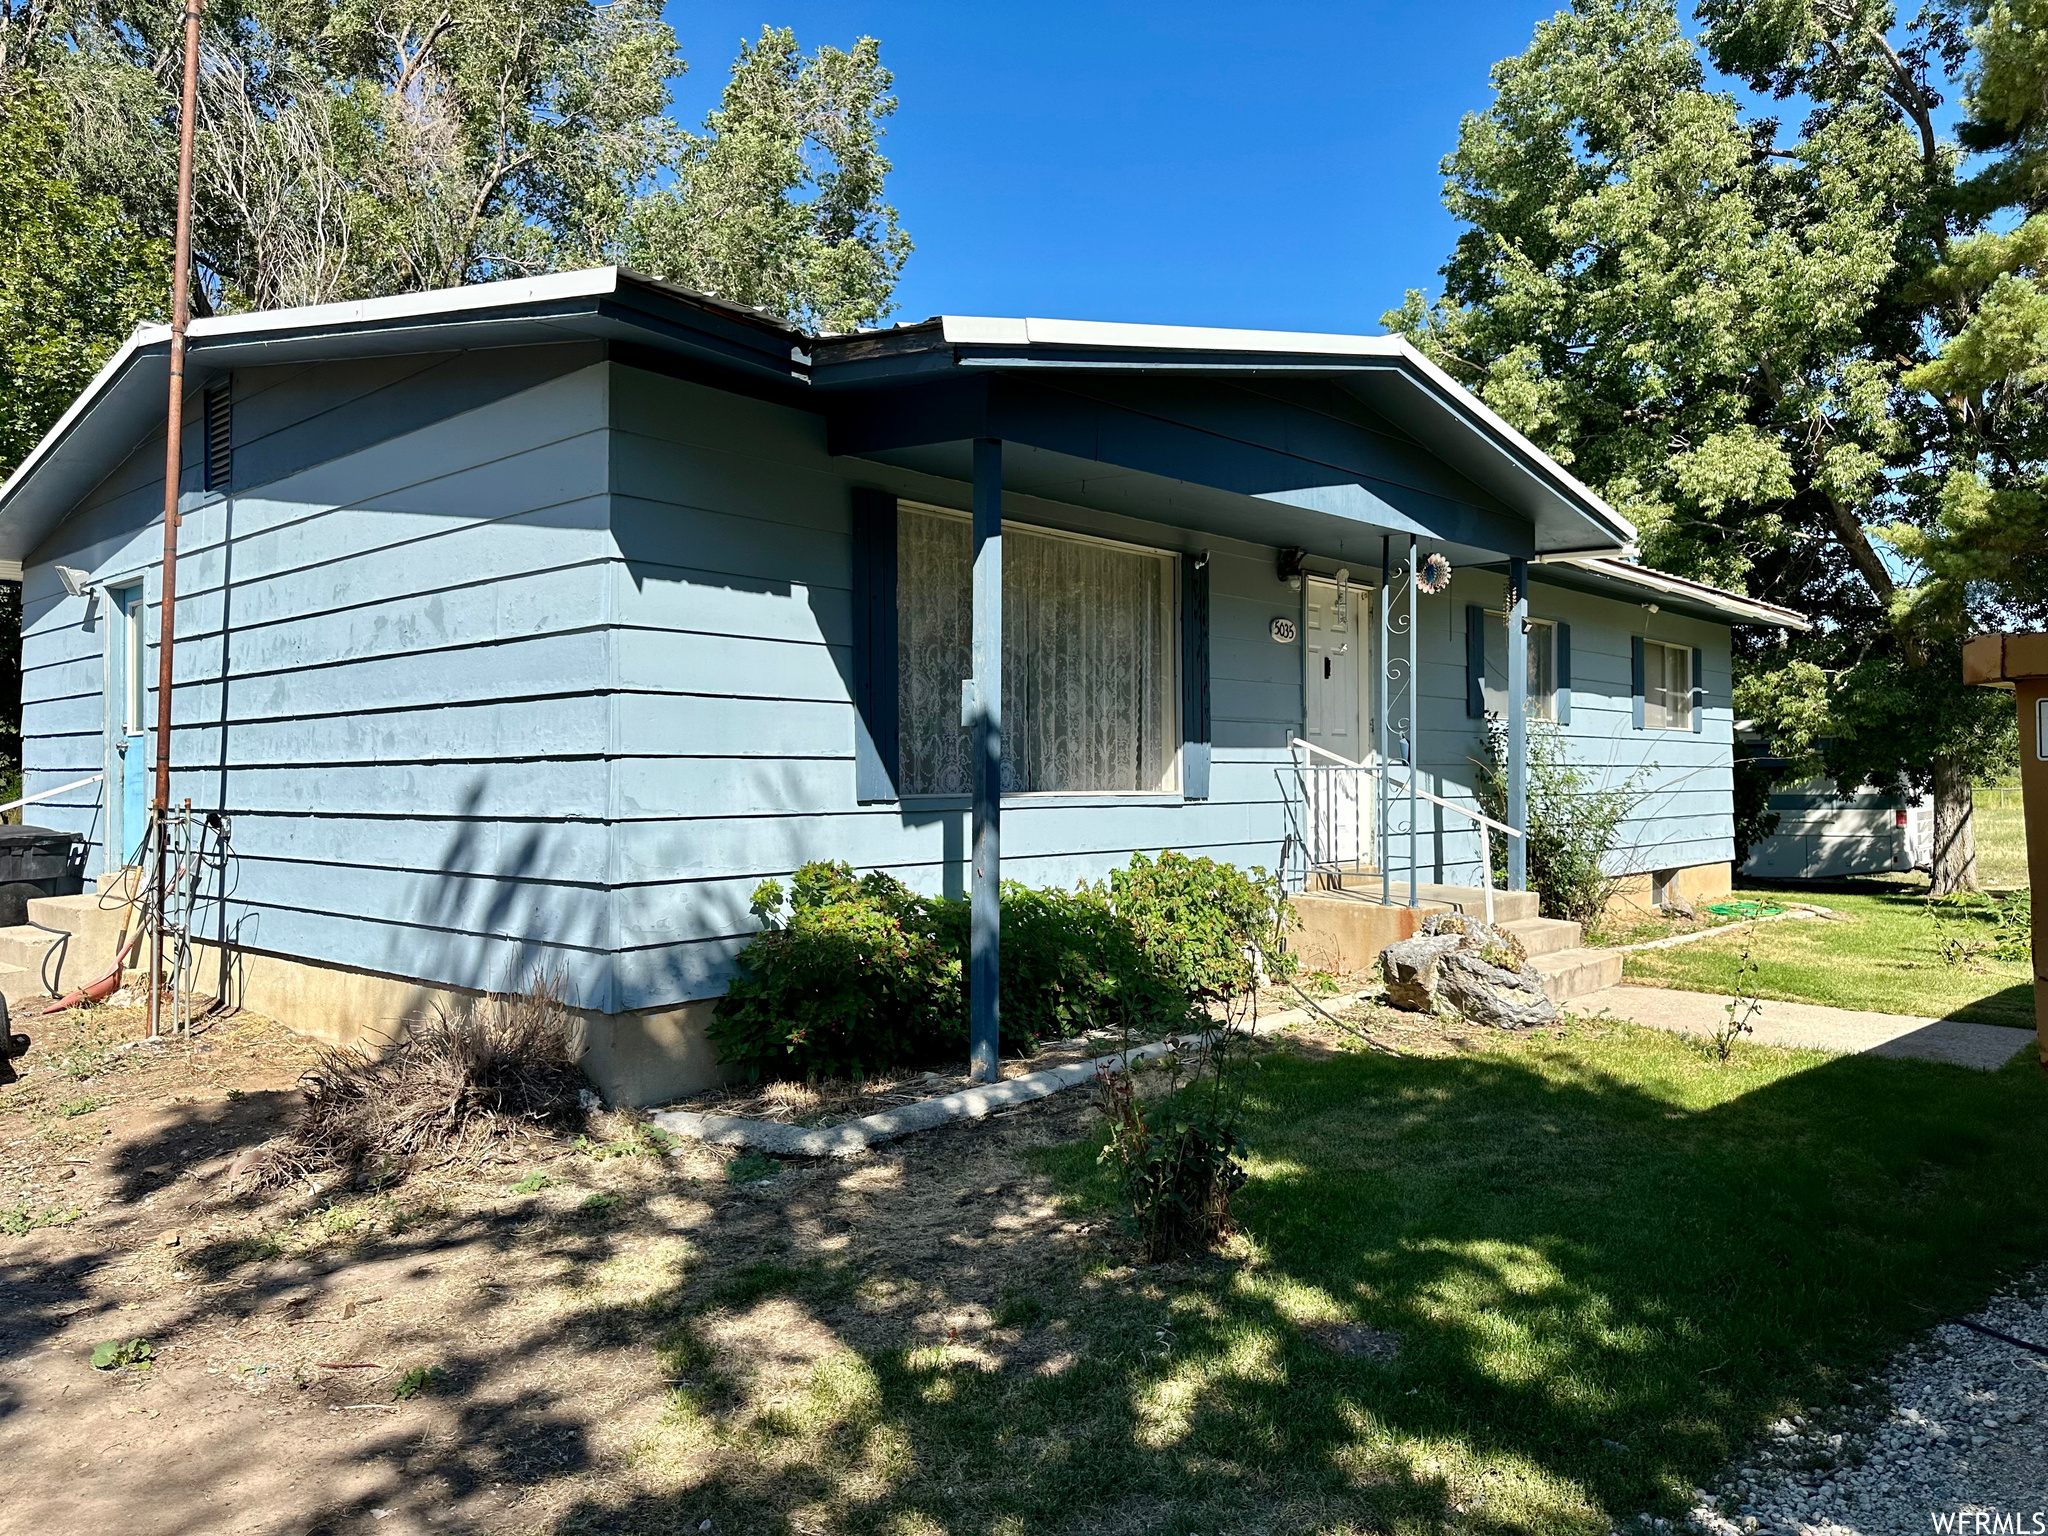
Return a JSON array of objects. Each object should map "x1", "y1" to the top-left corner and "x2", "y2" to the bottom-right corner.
[
  {"x1": 1475, "y1": 718, "x2": 1648, "y2": 927},
  {"x1": 709, "y1": 864, "x2": 963, "y2": 1079},
  {"x1": 1108, "y1": 850, "x2": 1296, "y2": 1005},
  {"x1": 710, "y1": 852, "x2": 1293, "y2": 1082}
]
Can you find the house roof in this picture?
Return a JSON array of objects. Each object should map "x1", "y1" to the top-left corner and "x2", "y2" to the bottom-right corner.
[
  {"x1": 0, "y1": 269, "x2": 1798, "y2": 625},
  {"x1": 1538, "y1": 555, "x2": 1812, "y2": 631}
]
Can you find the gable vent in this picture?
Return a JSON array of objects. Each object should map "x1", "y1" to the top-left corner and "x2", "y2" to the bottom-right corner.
[{"x1": 203, "y1": 380, "x2": 233, "y2": 492}]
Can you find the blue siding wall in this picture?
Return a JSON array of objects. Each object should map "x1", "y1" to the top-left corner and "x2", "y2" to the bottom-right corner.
[
  {"x1": 603, "y1": 365, "x2": 1305, "y2": 1009},
  {"x1": 1408, "y1": 569, "x2": 1736, "y2": 887},
  {"x1": 23, "y1": 344, "x2": 618, "y2": 1008}
]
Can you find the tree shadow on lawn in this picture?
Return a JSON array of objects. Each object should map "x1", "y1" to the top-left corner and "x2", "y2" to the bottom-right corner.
[{"x1": 551, "y1": 1030, "x2": 2048, "y2": 1536}]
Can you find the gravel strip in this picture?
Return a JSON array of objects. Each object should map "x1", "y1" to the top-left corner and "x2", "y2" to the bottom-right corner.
[{"x1": 1683, "y1": 1268, "x2": 2048, "y2": 1536}]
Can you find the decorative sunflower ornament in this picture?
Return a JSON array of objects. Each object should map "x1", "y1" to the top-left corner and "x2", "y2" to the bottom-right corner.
[{"x1": 1416, "y1": 552, "x2": 1452, "y2": 595}]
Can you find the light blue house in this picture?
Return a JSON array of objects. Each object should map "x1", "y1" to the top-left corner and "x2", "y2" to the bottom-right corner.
[{"x1": 0, "y1": 270, "x2": 1804, "y2": 1101}]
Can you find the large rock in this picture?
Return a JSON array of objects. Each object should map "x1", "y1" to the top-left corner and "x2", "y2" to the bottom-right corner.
[{"x1": 1378, "y1": 912, "x2": 1557, "y2": 1029}]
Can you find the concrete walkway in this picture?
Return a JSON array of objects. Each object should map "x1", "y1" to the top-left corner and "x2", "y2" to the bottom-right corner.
[{"x1": 1580, "y1": 984, "x2": 2037, "y2": 1071}]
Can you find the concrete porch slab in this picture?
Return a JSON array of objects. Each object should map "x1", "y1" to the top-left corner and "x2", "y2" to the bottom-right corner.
[{"x1": 1579, "y1": 984, "x2": 2035, "y2": 1071}]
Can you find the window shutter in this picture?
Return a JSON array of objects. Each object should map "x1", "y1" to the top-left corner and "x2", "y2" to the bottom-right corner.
[
  {"x1": 1181, "y1": 552, "x2": 1212, "y2": 799},
  {"x1": 1556, "y1": 622, "x2": 1572, "y2": 726},
  {"x1": 1466, "y1": 604, "x2": 1485, "y2": 717},
  {"x1": 1631, "y1": 636, "x2": 1646, "y2": 730},
  {"x1": 850, "y1": 488, "x2": 899, "y2": 802},
  {"x1": 1692, "y1": 645, "x2": 1705, "y2": 734}
]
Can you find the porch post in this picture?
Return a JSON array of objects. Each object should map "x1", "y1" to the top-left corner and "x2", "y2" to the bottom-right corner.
[
  {"x1": 970, "y1": 438, "x2": 1003, "y2": 1082},
  {"x1": 1506, "y1": 556, "x2": 1529, "y2": 893}
]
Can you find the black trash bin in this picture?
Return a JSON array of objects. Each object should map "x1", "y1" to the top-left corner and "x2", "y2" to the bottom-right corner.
[{"x1": 0, "y1": 825, "x2": 85, "y2": 927}]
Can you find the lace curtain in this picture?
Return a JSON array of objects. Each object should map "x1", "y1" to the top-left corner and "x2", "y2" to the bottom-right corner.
[{"x1": 895, "y1": 506, "x2": 1178, "y2": 796}]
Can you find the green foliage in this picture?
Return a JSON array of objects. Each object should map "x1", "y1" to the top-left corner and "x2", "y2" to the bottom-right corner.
[
  {"x1": 624, "y1": 27, "x2": 910, "y2": 332},
  {"x1": 576, "y1": 1191, "x2": 621, "y2": 1218},
  {"x1": 1474, "y1": 719, "x2": 1647, "y2": 927},
  {"x1": 1393, "y1": 0, "x2": 2047, "y2": 893},
  {"x1": 0, "y1": 89, "x2": 166, "y2": 481},
  {"x1": 90, "y1": 1337, "x2": 154, "y2": 1371},
  {"x1": 1927, "y1": 887, "x2": 2032, "y2": 967},
  {"x1": 2, "y1": 4, "x2": 907, "y2": 329},
  {"x1": 709, "y1": 864, "x2": 963, "y2": 1079},
  {"x1": 1096, "y1": 1041, "x2": 1252, "y2": 1263},
  {"x1": 710, "y1": 854, "x2": 1293, "y2": 1081},
  {"x1": 1712, "y1": 935, "x2": 1764, "y2": 1063},
  {"x1": 391, "y1": 1364, "x2": 445, "y2": 1401},
  {"x1": 724, "y1": 1151, "x2": 779, "y2": 1185},
  {"x1": 1106, "y1": 851, "x2": 1297, "y2": 1006},
  {"x1": 1, "y1": 1200, "x2": 79, "y2": 1235},
  {"x1": 56, "y1": 1095, "x2": 102, "y2": 1118},
  {"x1": 509, "y1": 1171, "x2": 556, "y2": 1195}
]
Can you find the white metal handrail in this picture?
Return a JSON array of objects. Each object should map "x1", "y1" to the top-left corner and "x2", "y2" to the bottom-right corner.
[
  {"x1": 0, "y1": 773, "x2": 103, "y2": 818},
  {"x1": 1288, "y1": 739, "x2": 1521, "y2": 926}
]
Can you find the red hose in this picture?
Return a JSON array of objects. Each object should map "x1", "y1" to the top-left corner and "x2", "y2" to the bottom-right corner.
[{"x1": 37, "y1": 923, "x2": 145, "y2": 1016}]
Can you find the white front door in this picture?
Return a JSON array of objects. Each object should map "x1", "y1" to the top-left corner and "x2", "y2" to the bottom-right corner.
[
  {"x1": 1305, "y1": 576, "x2": 1366, "y2": 755},
  {"x1": 1303, "y1": 577, "x2": 1373, "y2": 869}
]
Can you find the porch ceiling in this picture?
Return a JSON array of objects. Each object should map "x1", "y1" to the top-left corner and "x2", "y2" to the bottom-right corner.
[{"x1": 845, "y1": 435, "x2": 1520, "y2": 572}]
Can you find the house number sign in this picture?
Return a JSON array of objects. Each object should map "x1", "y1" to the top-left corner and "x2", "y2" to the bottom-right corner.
[{"x1": 1270, "y1": 617, "x2": 1298, "y2": 644}]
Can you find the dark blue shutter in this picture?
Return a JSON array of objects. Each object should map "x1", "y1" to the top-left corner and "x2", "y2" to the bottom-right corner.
[
  {"x1": 1631, "y1": 636, "x2": 1646, "y2": 730},
  {"x1": 850, "y1": 489, "x2": 899, "y2": 802},
  {"x1": 1692, "y1": 645, "x2": 1705, "y2": 733},
  {"x1": 1556, "y1": 622, "x2": 1572, "y2": 726},
  {"x1": 1181, "y1": 553, "x2": 1212, "y2": 799},
  {"x1": 1466, "y1": 604, "x2": 1485, "y2": 717}
]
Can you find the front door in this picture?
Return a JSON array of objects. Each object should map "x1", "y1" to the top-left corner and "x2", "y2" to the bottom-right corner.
[
  {"x1": 1303, "y1": 576, "x2": 1372, "y2": 869},
  {"x1": 106, "y1": 585, "x2": 147, "y2": 870}
]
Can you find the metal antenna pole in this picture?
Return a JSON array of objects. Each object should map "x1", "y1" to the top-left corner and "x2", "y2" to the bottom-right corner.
[
  {"x1": 151, "y1": 0, "x2": 204, "y2": 1035},
  {"x1": 1406, "y1": 534, "x2": 1419, "y2": 906},
  {"x1": 1378, "y1": 536, "x2": 1390, "y2": 908}
]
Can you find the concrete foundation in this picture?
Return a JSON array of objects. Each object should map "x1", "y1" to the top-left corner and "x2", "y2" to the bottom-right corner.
[
  {"x1": 1603, "y1": 861, "x2": 1733, "y2": 921},
  {"x1": 180, "y1": 938, "x2": 731, "y2": 1108}
]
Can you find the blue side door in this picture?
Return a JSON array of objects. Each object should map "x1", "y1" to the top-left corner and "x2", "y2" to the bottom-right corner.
[{"x1": 107, "y1": 585, "x2": 147, "y2": 869}]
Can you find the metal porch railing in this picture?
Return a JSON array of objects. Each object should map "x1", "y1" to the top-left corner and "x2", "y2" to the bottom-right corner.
[{"x1": 1288, "y1": 738, "x2": 1522, "y2": 927}]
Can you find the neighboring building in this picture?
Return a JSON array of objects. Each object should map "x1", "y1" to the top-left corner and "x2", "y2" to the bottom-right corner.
[{"x1": 0, "y1": 270, "x2": 1806, "y2": 1101}]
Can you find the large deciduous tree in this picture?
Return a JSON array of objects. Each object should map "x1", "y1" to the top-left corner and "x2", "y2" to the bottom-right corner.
[
  {"x1": 1388, "y1": 0, "x2": 2023, "y2": 895},
  {"x1": 0, "y1": 0, "x2": 912, "y2": 464}
]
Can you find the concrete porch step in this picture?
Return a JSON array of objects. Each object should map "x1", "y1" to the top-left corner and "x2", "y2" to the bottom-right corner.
[
  {"x1": 1332, "y1": 875, "x2": 1540, "y2": 925},
  {"x1": 1531, "y1": 946, "x2": 1624, "y2": 1003},
  {"x1": 1502, "y1": 916, "x2": 1582, "y2": 958},
  {"x1": 0, "y1": 957, "x2": 51, "y2": 1008}
]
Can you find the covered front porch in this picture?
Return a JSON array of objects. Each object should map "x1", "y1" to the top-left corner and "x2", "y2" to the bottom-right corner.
[{"x1": 808, "y1": 315, "x2": 1638, "y2": 1078}]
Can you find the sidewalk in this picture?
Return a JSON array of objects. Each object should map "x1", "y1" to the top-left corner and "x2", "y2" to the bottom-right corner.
[{"x1": 1580, "y1": 984, "x2": 2036, "y2": 1071}]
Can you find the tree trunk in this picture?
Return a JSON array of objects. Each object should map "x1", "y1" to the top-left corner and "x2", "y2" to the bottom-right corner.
[{"x1": 1929, "y1": 755, "x2": 1979, "y2": 897}]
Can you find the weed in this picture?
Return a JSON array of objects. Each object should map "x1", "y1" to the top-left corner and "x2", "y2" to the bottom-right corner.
[
  {"x1": 1, "y1": 1201, "x2": 80, "y2": 1236},
  {"x1": 385, "y1": 1200, "x2": 446, "y2": 1237},
  {"x1": 1711, "y1": 934, "x2": 1765, "y2": 1063},
  {"x1": 510, "y1": 1171, "x2": 557, "y2": 1195},
  {"x1": 391, "y1": 1365, "x2": 445, "y2": 1401},
  {"x1": 319, "y1": 1203, "x2": 367, "y2": 1238},
  {"x1": 578, "y1": 1191, "x2": 622, "y2": 1218},
  {"x1": 1299, "y1": 970, "x2": 1342, "y2": 998},
  {"x1": 225, "y1": 1088, "x2": 245, "y2": 1100},
  {"x1": 56, "y1": 1096, "x2": 102, "y2": 1118},
  {"x1": 725, "y1": 1151, "x2": 779, "y2": 1184},
  {"x1": 90, "y1": 1338, "x2": 154, "y2": 1371}
]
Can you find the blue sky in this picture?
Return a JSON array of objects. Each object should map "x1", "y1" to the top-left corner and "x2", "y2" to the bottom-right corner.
[{"x1": 660, "y1": 3, "x2": 1565, "y2": 335}]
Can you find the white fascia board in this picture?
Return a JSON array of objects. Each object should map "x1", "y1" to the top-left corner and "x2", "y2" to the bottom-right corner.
[
  {"x1": 180, "y1": 266, "x2": 623, "y2": 345},
  {"x1": 1558, "y1": 556, "x2": 1813, "y2": 629},
  {"x1": 941, "y1": 313, "x2": 1406, "y2": 357}
]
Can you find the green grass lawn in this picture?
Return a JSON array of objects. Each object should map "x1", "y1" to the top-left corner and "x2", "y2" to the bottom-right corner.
[
  {"x1": 608, "y1": 1022, "x2": 2048, "y2": 1536},
  {"x1": 1973, "y1": 792, "x2": 2030, "y2": 889},
  {"x1": 1620, "y1": 880, "x2": 2035, "y2": 1027}
]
